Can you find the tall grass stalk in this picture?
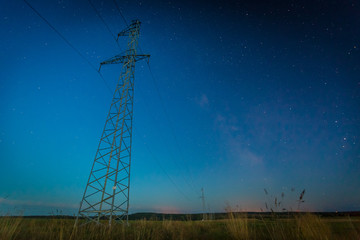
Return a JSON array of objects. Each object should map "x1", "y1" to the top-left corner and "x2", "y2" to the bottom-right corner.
[
  {"x1": 296, "y1": 213, "x2": 331, "y2": 240},
  {"x1": 0, "y1": 216, "x2": 22, "y2": 240},
  {"x1": 225, "y1": 211, "x2": 249, "y2": 240}
]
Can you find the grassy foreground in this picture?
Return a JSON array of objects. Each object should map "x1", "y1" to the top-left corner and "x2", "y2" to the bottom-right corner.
[{"x1": 1, "y1": 213, "x2": 359, "y2": 240}]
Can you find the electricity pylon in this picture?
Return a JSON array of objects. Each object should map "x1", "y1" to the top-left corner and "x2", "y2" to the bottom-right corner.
[
  {"x1": 201, "y1": 188, "x2": 207, "y2": 220},
  {"x1": 76, "y1": 20, "x2": 149, "y2": 226}
]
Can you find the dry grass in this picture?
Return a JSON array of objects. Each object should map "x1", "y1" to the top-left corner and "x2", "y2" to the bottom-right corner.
[
  {"x1": 296, "y1": 213, "x2": 331, "y2": 240},
  {"x1": 0, "y1": 216, "x2": 22, "y2": 240},
  {"x1": 225, "y1": 212, "x2": 250, "y2": 240},
  {"x1": 0, "y1": 214, "x2": 359, "y2": 240}
]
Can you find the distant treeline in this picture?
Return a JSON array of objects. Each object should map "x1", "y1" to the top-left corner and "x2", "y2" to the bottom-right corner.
[
  {"x1": 128, "y1": 211, "x2": 360, "y2": 221},
  {"x1": 6, "y1": 211, "x2": 360, "y2": 220}
]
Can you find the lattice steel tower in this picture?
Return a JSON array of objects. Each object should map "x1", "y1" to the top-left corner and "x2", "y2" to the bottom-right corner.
[{"x1": 76, "y1": 20, "x2": 149, "y2": 226}]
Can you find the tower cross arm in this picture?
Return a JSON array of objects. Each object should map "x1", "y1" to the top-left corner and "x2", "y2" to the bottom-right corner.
[
  {"x1": 99, "y1": 54, "x2": 150, "y2": 71},
  {"x1": 116, "y1": 20, "x2": 141, "y2": 40}
]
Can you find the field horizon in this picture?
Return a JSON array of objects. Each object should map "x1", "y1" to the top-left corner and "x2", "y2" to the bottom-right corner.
[
  {"x1": 3, "y1": 210, "x2": 360, "y2": 220},
  {"x1": 1, "y1": 211, "x2": 360, "y2": 239}
]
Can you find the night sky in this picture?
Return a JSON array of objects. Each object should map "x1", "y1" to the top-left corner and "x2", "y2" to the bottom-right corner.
[{"x1": 0, "y1": 0, "x2": 359, "y2": 215}]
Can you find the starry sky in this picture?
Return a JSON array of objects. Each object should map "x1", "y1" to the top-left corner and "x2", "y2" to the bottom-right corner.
[{"x1": 0, "y1": 0, "x2": 359, "y2": 215}]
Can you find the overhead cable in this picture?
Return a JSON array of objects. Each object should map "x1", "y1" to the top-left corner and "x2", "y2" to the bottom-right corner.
[
  {"x1": 23, "y1": 0, "x2": 112, "y2": 94},
  {"x1": 87, "y1": 0, "x2": 121, "y2": 49}
]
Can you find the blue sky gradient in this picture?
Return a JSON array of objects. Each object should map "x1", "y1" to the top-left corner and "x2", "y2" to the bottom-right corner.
[{"x1": 0, "y1": 0, "x2": 359, "y2": 215}]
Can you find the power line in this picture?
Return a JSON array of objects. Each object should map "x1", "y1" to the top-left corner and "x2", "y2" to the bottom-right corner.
[
  {"x1": 87, "y1": 0, "x2": 121, "y2": 49},
  {"x1": 145, "y1": 62, "x2": 199, "y2": 194},
  {"x1": 112, "y1": 0, "x2": 128, "y2": 27},
  {"x1": 23, "y1": 0, "x2": 112, "y2": 94},
  {"x1": 136, "y1": 85, "x2": 198, "y2": 199},
  {"x1": 143, "y1": 142, "x2": 192, "y2": 202}
]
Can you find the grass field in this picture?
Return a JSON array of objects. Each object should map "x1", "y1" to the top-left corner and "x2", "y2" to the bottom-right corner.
[{"x1": 1, "y1": 212, "x2": 359, "y2": 240}]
